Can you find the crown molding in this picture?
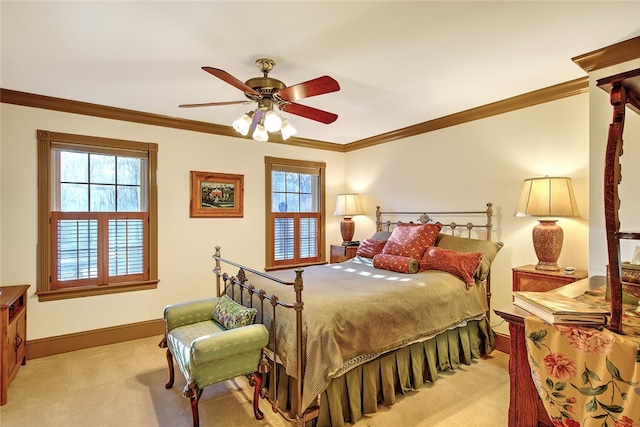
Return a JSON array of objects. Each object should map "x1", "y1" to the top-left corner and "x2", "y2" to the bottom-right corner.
[
  {"x1": 0, "y1": 88, "x2": 345, "y2": 152},
  {"x1": 2, "y1": 77, "x2": 589, "y2": 154},
  {"x1": 572, "y1": 36, "x2": 640, "y2": 73},
  {"x1": 344, "y1": 77, "x2": 588, "y2": 152}
]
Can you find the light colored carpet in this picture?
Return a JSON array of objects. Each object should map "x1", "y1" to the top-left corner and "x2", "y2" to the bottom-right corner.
[{"x1": 0, "y1": 335, "x2": 510, "y2": 426}]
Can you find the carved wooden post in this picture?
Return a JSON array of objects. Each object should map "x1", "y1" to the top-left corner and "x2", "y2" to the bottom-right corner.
[
  {"x1": 597, "y1": 69, "x2": 640, "y2": 334},
  {"x1": 604, "y1": 83, "x2": 626, "y2": 333}
]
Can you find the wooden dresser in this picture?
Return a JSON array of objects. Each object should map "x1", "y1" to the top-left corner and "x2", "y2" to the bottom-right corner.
[
  {"x1": 1, "y1": 284, "x2": 29, "y2": 406},
  {"x1": 494, "y1": 276, "x2": 605, "y2": 427}
]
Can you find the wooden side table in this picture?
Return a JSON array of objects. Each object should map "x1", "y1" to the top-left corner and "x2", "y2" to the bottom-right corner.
[
  {"x1": 494, "y1": 276, "x2": 605, "y2": 427},
  {"x1": 513, "y1": 264, "x2": 588, "y2": 292},
  {"x1": 329, "y1": 244, "x2": 359, "y2": 263},
  {"x1": 1, "y1": 284, "x2": 30, "y2": 406}
]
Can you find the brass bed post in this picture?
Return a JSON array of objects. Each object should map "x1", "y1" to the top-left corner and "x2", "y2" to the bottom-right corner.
[
  {"x1": 214, "y1": 246, "x2": 222, "y2": 297},
  {"x1": 484, "y1": 203, "x2": 494, "y2": 315},
  {"x1": 293, "y1": 268, "x2": 305, "y2": 426},
  {"x1": 485, "y1": 202, "x2": 494, "y2": 241}
]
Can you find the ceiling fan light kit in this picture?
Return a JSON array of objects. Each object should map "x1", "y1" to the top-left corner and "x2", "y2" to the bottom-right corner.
[
  {"x1": 263, "y1": 110, "x2": 283, "y2": 132},
  {"x1": 180, "y1": 58, "x2": 340, "y2": 142},
  {"x1": 280, "y1": 119, "x2": 297, "y2": 140},
  {"x1": 232, "y1": 111, "x2": 254, "y2": 136},
  {"x1": 252, "y1": 123, "x2": 269, "y2": 142}
]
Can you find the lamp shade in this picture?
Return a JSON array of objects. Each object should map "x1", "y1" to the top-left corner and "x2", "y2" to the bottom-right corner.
[
  {"x1": 515, "y1": 177, "x2": 580, "y2": 218},
  {"x1": 334, "y1": 194, "x2": 362, "y2": 217},
  {"x1": 515, "y1": 176, "x2": 580, "y2": 271}
]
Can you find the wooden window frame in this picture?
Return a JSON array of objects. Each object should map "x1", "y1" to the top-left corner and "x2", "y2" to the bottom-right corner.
[
  {"x1": 36, "y1": 130, "x2": 159, "y2": 301},
  {"x1": 265, "y1": 156, "x2": 326, "y2": 271}
]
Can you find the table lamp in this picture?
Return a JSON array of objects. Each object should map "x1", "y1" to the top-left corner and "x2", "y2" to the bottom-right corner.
[
  {"x1": 515, "y1": 176, "x2": 580, "y2": 271},
  {"x1": 334, "y1": 193, "x2": 362, "y2": 245}
]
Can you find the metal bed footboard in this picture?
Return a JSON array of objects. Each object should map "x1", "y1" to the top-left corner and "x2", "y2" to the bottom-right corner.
[{"x1": 213, "y1": 248, "x2": 316, "y2": 426}]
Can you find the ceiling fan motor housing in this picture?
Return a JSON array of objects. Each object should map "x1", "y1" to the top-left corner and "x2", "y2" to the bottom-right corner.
[{"x1": 244, "y1": 77, "x2": 286, "y2": 101}]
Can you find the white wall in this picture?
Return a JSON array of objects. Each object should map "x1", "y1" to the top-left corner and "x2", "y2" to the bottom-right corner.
[
  {"x1": 587, "y1": 59, "x2": 640, "y2": 276},
  {"x1": 4, "y1": 78, "x2": 629, "y2": 340},
  {"x1": 345, "y1": 94, "x2": 590, "y2": 335},
  {"x1": 0, "y1": 103, "x2": 345, "y2": 340}
]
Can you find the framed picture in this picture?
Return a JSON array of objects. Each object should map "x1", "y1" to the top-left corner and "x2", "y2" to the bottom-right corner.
[{"x1": 190, "y1": 171, "x2": 244, "y2": 218}]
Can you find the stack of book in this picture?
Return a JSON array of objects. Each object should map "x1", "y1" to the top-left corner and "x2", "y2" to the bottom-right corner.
[{"x1": 513, "y1": 291, "x2": 610, "y2": 325}]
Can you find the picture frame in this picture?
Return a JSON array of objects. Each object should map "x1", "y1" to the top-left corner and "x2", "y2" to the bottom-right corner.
[{"x1": 190, "y1": 171, "x2": 244, "y2": 218}]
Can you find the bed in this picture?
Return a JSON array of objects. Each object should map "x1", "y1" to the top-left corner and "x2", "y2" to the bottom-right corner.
[{"x1": 212, "y1": 203, "x2": 502, "y2": 426}]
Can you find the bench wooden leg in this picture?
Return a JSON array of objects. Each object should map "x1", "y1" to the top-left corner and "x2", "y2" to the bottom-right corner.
[
  {"x1": 190, "y1": 388, "x2": 203, "y2": 427},
  {"x1": 164, "y1": 348, "x2": 175, "y2": 389},
  {"x1": 251, "y1": 372, "x2": 264, "y2": 420}
]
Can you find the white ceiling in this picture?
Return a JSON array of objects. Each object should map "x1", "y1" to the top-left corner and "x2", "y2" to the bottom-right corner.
[{"x1": 2, "y1": 1, "x2": 640, "y2": 145}]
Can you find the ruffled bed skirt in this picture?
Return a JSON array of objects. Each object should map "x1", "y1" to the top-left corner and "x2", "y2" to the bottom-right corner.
[{"x1": 265, "y1": 318, "x2": 496, "y2": 427}]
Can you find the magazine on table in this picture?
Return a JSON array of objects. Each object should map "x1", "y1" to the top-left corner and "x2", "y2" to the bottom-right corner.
[{"x1": 513, "y1": 291, "x2": 610, "y2": 325}]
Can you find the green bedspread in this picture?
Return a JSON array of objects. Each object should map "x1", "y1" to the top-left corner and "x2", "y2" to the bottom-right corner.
[{"x1": 235, "y1": 255, "x2": 490, "y2": 412}]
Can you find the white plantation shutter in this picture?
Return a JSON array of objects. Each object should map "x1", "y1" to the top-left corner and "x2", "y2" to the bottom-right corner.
[
  {"x1": 274, "y1": 216, "x2": 295, "y2": 261},
  {"x1": 108, "y1": 217, "x2": 145, "y2": 277},
  {"x1": 55, "y1": 216, "x2": 99, "y2": 284}
]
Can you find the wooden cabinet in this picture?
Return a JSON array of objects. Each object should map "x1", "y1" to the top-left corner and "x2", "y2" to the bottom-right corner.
[
  {"x1": 330, "y1": 244, "x2": 359, "y2": 263},
  {"x1": 495, "y1": 276, "x2": 605, "y2": 427},
  {"x1": 495, "y1": 305, "x2": 554, "y2": 427},
  {"x1": 513, "y1": 264, "x2": 587, "y2": 292},
  {"x1": 1, "y1": 284, "x2": 29, "y2": 406}
]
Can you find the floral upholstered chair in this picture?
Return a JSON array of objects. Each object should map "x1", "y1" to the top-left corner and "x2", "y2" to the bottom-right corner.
[{"x1": 159, "y1": 295, "x2": 269, "y2": 427}]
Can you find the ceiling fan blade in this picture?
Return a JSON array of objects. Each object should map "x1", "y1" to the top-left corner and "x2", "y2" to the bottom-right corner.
[
  {"x1": 202, "y1": 66, "x2": 261, "y2": 97},
  {"x1": 179, "y1": 100, "x2": 253, "y2": 108},
  {"x1": 280, "y1": 102, "x2": 338, "y2": 124},
  {"x1": 275, "y1": 76, "x2": 340, "y2": 102}
]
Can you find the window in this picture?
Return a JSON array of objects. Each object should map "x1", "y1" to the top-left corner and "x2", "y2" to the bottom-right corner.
[
  {"x1": 265, "y1": 157, "x2": 325, "y2": 270},
  {"x1": 37, "y1": 130, "x2": 158, "y2": 301}
]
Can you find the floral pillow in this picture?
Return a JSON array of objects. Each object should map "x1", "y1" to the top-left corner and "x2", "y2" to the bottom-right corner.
[
  {"x1": 213, "y1": 295, "x2": 257, "y2": 330},
  {"x1": 356, "y1": 238, "x2": 387, "y2": 258},
  {"x1": 420, "y1": 246, "x2": 484, "y2": 287},
  {"x1": 373, "y1": 253, "x2": 420, "y2": 274},
  {"x1": 381, "y1": 222, "x2": 443, "y2": 260}
]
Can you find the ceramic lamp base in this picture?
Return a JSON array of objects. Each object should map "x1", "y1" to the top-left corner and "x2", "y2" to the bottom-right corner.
[
  {"x1": 533, "y1": 219, "x2": 563, "y2": 271},
  {"x1": 340, "y1": 217, "x2": 355, "y2": 245}
]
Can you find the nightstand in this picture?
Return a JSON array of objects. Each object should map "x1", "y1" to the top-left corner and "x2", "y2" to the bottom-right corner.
[
  {"x1": 330, "y1": 244, "x2": 359, "y2": 263},
  {"x1": 512, "y1": 264, "x2": 588, "y2": 292}
]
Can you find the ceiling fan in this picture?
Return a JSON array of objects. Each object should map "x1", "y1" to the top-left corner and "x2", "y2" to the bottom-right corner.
[{"x1": 180, "y1": 58, "x2": 341, "y2": 141}]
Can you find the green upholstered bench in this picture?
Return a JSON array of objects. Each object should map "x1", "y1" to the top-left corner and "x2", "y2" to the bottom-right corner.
[{"x1": 160, "y1": 297, "x2": 269, "y2": 427}]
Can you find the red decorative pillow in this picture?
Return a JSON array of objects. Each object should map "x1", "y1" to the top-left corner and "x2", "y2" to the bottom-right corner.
[
  {"x1": 356, "y1": 238, "x2": 387, "y2": 258},
  {"x1": 373, "y1": 254, "x2": 420, "y2": 274},
  {"x1": 419, "y1": 246, "x2": 484, "y2": 287},
  {"x1": 382, "y1": 222, "x2": 443, "y2": 260}
]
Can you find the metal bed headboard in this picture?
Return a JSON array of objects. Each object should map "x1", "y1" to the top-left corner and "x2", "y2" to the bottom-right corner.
[{"x1": 375, "y1": 202, "x2": 494, "y2": 240}]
